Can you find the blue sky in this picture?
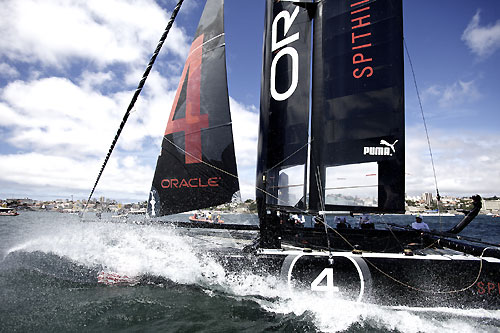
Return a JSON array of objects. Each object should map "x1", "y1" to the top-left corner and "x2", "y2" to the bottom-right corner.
[{"x1": 1, "y1": 0, "x2": 500, "y2": 202}]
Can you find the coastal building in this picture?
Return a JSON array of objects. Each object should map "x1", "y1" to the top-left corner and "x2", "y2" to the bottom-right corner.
[
  {"x1": 483, "y1": 199, "x2": 500, "y2": 214},
  {"x1": 422, "y1": 192, "x2": 433, "y2": 207}
]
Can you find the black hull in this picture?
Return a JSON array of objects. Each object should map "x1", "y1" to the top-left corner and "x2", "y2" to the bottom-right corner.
[
  {"x1": 157, "y1": 220, "x2": 260, "y2": 231},
  {"x1": 281, "y1": 226, "x2": 424, "y2": 253},
  {"x1": 218, "y1": 249, "x2": 500, "y2": 310}
]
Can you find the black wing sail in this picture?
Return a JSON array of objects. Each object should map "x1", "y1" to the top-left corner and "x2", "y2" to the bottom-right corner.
[
  {"x1": 148, "y1": 0, "x2": 239, "y2": 216},
  {"x1": 257, "y1": 0, "x2": 313, "y2": 211},
  {"x1": 309, "y1": 0, "x2": 405, "y2": 213}
]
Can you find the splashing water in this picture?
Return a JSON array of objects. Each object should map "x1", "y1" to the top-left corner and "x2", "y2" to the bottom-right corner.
[{"x1": 4, "y1": 214, "x2": 500, "y2": 333}]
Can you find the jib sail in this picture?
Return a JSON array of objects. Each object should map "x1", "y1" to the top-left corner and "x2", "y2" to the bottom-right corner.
[
  {"x1": 148, "y1": 0, "x2": 239, "y2": 216},
  {"x1": 257, "y1": 0, "x2": 405, "y2": 214}
]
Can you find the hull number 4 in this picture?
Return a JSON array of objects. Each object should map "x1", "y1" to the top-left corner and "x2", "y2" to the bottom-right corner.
[{"x1": 310, "y1": 268, "x2": 339, "y2": 296}]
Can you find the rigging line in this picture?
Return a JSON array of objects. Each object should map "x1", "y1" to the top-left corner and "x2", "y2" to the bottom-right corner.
[
  {"x1": 162, "y1": 136, "x2": 295, "y2": 208},
  {"x1": 168, "y1": 122, "x2": 233, "y2": 140},
  {"x1": 307, "y1": 149, "x2": 356, "y2": 251},
  {"x1": 309, "y1": 153, "x2": 334, "y2": 252},
  {"x1": 163, "y1": 136, "x2": 317, "y2": 218},
  {"x1": 83, "y1": 0, "x2": 185, "y2": 212},
  {"x1": 336, "y1": 235, "x2": 484, "y2": 294},
  {"x1": 269, "y1": 184, "x2": 303, "y2": 189},
  {"x1": 364, "y1": 246, "x2": 487, "y2": 294},
  {"x1": 313, "y1": 162, "x2": 332, "y2": 254},
  {"x1": 266, "y1": 140, "x2": 311, "y2": 173},
  {"x1": 162, "y1": 137, "x2": 238, "y2": 178},
  {"x1": 404, "y1": 39, "x2": 441, "y2": 200},
  {"x1": 187, "y1": 33, "x2": 225, "y2": 57},
  {"x1": 308, "y1": 169, "x2": 361, "y2": 251},
  {"x1": 378, "y1": 214, "x2": 407, "y2": 252},
  {"x1": 421, "y1": 239, "x2": 440, "y2": 251},
  {"x1": 324, "y1": 184, "x2": 377, "y2": 191},
  {"x1": 321, "y1": 221, "x2": 357, "y2": 250}
]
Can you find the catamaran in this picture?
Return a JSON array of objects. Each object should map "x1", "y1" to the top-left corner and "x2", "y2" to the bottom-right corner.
[{"x1": 92, "y1": 0, "x2": 500, "y2": 309}]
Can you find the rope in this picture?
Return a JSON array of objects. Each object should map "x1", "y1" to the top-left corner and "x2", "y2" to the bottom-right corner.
[
  {"x1": 162, "y1": 136, "x2": 291, "y2": 207},
  {"x1": 309, "y1": 212, "x2": 485, "y2": 295},
  {"x1": 363, "y1": 246, "x2": 488, "y2": 294},
  {"x1": 84, "y1": 0, "x2": 185, "y2": 212},
  {"x1": 163, "y1": 113, "x2": 485, "y2": 296},
  {"x1": 321, "y1": 221, "x2": 356, "y2": 250},
  {"x1": 266, "y1": 140, "x2": 310, "y2": 173},
  {"x1": 143, "y1": 133, "x2": 487, "y2": 296},
  {"x1": 404, "y1": 39, "x2": 441, "y2": 215},
  {"x1": 311, "y1": 161, "x2": 332, "y2": 254},
  {"x1": 378, "y1": 215, "x2": 407, "y2": 252}
]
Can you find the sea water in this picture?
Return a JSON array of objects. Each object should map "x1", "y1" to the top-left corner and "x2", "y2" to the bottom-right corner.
[{"x1": 1, "y1": 211, "x2": 499, "y2": 332}]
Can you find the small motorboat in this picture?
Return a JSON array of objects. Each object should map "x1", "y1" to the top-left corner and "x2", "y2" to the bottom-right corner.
[
  {"x1": 0, "y1": 207, "x2": 19, "y2": 216},
  {"x1": 189, "y1": 212, "x2": 224, "y2": 223}
]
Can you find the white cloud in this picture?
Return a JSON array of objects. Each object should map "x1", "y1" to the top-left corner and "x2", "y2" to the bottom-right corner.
[
  {"x1": 0, "y1": 66, "x2": 179, "y2": 157},
  {"x1": 0, "y1": 0, "x2": 190, "y2": 68},
  {"x1": 230, "y1": 98, "x2": 258, "y2": 167},
  {"x1": 0, "y1": 68, "x2": 260, "y2": 201},
  {"x1": 0, "y1": 0, "x2": 252, "y2": 203},
  {"x1": 0, "y1": 63, "x2": 19, "y2": 78},
  {"x1": 423, "y1": 79, "x2": 480, "y2": 108},
  {"x1": 0, "y1": 89, "x2": 259, "y2": 201},
  {"x1": 0, "y1": 152, "x2": 154, "y2": 201},
  {"x1": 1, "y1": 77, "x2": 122, "y2": 156},
  {"x1": 0, "y1": 0, "x2": 204, "y2": 203},
  {"x1": 79, "y1": 71, "x2": 114, "y2": 91},
  {"x1": 405, "y1": 127, "x2": 500, "y2": 198},
  {"x1": 230, "y1": 97, "x2": 259, "y2": 199},
  {"x1": 2, "y1": 0, "x2": 496, "y2": 206},
  {"x1": 462, "y1": 10, "x2": 500, "y2": 59}
]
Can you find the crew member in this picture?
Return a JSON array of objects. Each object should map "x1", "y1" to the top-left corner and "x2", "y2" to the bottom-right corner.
[
  {"x1": 412, "y1": 215, "x2": 430, "y2": 231},
  {"x1": 290, "y1": 214, "x2": 303, "y2": 225},
  {"x1": 313, "y1": 215, "x2": 324, "y2": 228},
  {"x1": 360, "y1": 215, "x2": 375, "y2": 229},
  {"x1": 336, "y1": 217, "x2": 350, "y2": 229}
]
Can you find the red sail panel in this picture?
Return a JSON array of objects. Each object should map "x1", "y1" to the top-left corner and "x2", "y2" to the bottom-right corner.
[
  {"x1": 148, "y1": 0, "x2": 239, "y2": 216},
  {"x1": 165, "y1": 34, "x2": 207, "y2": 165}
]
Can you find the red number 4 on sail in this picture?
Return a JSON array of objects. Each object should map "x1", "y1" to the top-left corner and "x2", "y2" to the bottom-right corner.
[{"x1": 165, "y1": 34, "x2": 208, "y2": 164}]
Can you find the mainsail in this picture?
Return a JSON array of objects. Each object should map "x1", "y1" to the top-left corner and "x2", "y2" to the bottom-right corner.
[
  {"x1": 258, "y1": 0, "x2": 405, "y2": 214},
  {"x1": 257, "y1": 0, "x2": 314, "y2": 210},
  {"x1": 148, "y1": 0, "x2": 239, "y2": 216}
]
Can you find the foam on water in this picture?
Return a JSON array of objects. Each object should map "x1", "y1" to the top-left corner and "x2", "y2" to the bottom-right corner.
[
  {"x1": 7, "y1": 220, "x2": 224, "y2": 285},
  {"x1": 259, "y1": 294, "x2": 500, "y2": 333},
  {"x1": 6, "y1": 217, "x2": 500, "y2": 333}
]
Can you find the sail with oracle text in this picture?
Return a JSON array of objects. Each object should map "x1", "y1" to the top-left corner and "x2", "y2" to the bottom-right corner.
[
  {"x1": 257, "y1": 0, "x2": 404, "y2": 215},
  {"x1": 148, "y1": 0, "x2": 239, "y2": 217}
]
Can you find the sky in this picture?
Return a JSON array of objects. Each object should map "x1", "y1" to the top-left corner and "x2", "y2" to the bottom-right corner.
[{"x1": 1, "y1": 0, "x2": 500, "y2": 203}]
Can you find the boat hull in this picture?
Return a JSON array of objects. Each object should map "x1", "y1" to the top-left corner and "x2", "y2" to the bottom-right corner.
[
  {"x1": 281, "y1": 226, "x2": 423, "y2": 253},
  {"x1": 0, "y1": 211, "x2": 19, "y2": 216},
  {"x1": 188, "y1": 216, "x2": 224, "y2": 224},
  {"x1": 220, "y1": 249, "x2": 500, "y2": 309}
]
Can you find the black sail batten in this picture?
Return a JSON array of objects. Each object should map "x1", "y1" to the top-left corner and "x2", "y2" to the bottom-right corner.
[
  {"x1": 148, "y1": 0, "x2": 239, "y2": 217},
  {"x1": 309, "y1": 0, "x2": 405, "y2": 213},
  {"x1": 257, "y1": 0, "x2": 314, "y2": 214}
]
